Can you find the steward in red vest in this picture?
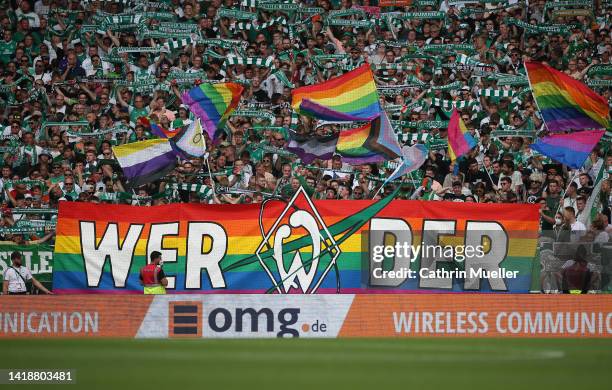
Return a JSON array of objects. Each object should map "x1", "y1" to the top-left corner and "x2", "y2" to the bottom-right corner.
[{"x1": 139, "y1": 251, "x2": 168, "y2": 294}]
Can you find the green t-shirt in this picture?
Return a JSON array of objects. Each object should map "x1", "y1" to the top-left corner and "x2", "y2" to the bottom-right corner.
[
  {"x1": 13, "y1": 31, "x2": 26, "y2": 43},
  {"x1": 246, "y1": 141, "x2": 266, "y2": 162},
  {"x1": 0, "y1": 39, "x2": 17, "y2": 64},
  {"x1": 543, "y1": 194, "x2": 560, "y2": 231},
  {"x1": 50, "y1": 175, "x2": 64, "y2": 185},
  {"x1": 299, "y1": 48, "x2": 324, "y2": 58},
  {"x1": 129, "y1": 106, "x2": 150, "y2": 124},
  {"x1": 30, "y1": 31, "x2": 43, "y2": 46},
  {"x1": 277, "y1": 49, "x2": 299, "y2": 63}
]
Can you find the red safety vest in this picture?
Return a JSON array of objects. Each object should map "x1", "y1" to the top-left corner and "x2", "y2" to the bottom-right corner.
[{"x1": 140, "y1": 264, "x2": 162, "y2": 287}]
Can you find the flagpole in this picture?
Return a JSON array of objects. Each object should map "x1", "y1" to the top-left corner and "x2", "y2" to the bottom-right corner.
[
  {"x1": 201, "y1": 119, "x2": 216, "y2": 192},
  {"x1": 408, "y1": 171, "x2": 418, "y2": 198},
  {"x1": 372, "y1": 183, "x2": 384, "y2": 199},
  {"x1": 372, "y1": 161, "x2": 400, "y2": 199},
  {"x1": 523, "y1": 60, "x2": 552, "y2": 134},
  {"x1": 483, "y1": 163, "x2": 497, "y2": 189}
]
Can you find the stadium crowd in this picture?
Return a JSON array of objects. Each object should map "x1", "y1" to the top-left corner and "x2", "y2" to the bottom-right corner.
[{"x1": 0, "y1": 0, "x2": 610, "y2": 258}]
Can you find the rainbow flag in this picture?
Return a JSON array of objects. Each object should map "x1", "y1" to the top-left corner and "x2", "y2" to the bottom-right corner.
[
  {"x1": 525, "y1": 61, "x2": 610, "y2": 132},
  {"x1": 112, "y1": 139, "x2": 177, "y2": 187},
  {"x1": 138, "y1": 117, "x2": 179, "y2": 139},
  {"x1": 447, "y1": 108, "x2": 477, "y2": 162},
  {"x1": 291, "y1": 64, "x2": 381, "y2": 121},
  {"x1": 150, "y1": 123, "x2": 179, "y2": 139},
  {"x1": 181, "y1": 83, "x2": 244, "y2": 139},
  {"x1": 530, "y1": 130, "x2": 605, "y2": 169},
  {"x1": 335, "y1": 113, "x2": 402, "y2": 163}
]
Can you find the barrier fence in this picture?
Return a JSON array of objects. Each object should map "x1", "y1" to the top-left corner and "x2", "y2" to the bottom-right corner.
[{"x1": 1, "y1": 295, "x2": 611, "y2": 338}]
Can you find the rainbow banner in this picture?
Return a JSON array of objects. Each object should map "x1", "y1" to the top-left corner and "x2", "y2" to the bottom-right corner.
[
  {"x1": 447, "y1": 108, "x2": 477, "y2": 162},
  {"x1": 525, "y1": 61, "x2": 610, "y2": 132},
  {"x1": 291, "y1": 64, "x2": 381, "y2": 121},
  {"x1": 181, "y1": 82, "x2": 244, "y2": 139},
  {"x1": 53, "y1": 188, "x2": 539, "y2": 294}
]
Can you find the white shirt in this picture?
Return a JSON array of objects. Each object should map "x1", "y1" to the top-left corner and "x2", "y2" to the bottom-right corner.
[
  {"x1": 229, "y1": 172, "x2": 251, "y2": 190},
  {"x1": 129, "y1": 64, "x2": 157, "y2": 77},
  {"x1": 594, "y1": 231, "x2": 610, "y2": 244},
  {"x1": 323, "y1": 163, "x2": 352, "y2": 181},
  {"x1": 34, "y1": 0, "x2": 50, "y2": 17},
  {"x1": 262, "y1": 73, "x2": 283, "y2": 99},
  {"x1": 570, "y1": 220, "x2": 587, "y2": 242},
  {"x1": 3, "y1": 265, "x2": 32, "y2": 293},
  {"x1": 563, "y1": 196, "x2": 577, "y2": 214},
  {"x1": 498, "y1": 171, "x2": 523, "y2": 193},
  {"x1": 82, "y1": 57, "x2": 111, "y2": 76},
  {"x1": 15, "y1": 9, "x2": 40, "y2": 28},
  {"x1": 33, "y1": 71, "x2": 52, "y2": 84}
]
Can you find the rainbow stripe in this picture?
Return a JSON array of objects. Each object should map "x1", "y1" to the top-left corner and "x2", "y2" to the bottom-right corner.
[
  {"x1": 181, "y1": 83, "x2": 244, "y2": 139},
  {"x1": 336, "y1": 122, "x2": 382, "y2": 163},
  {"x1": 52, "y1": 199, "x2": 539, "y2": 294},
  {"x1": 335, "y1": 113, "x2": 402, "y2": 163},
  {"x1": 525, "y1": 61, "x2": 610, "y2": 131},
  {"x1": 291, "y1": 64, "x2": 381, "y2": 121},
  {"x1": 447, "y1": 108, "x2": 477, "y2": 161},
  {"x1": 150, "y1": 123, "x2": 179, "y2": 139}
]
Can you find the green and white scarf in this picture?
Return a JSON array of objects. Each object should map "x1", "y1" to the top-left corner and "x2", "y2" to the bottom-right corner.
[
  {"x1": 432, "y1": 98, "x2": 478, "y2": 109},
  {"x1": 495, "y1": 75, "x2": 529, "y2": 86},
  {"x1": 505, "y1": 17, "x2": 570, "y2": 35},
  {"x1": 587, "y1": 79, "x2": 612, "y2": 88},
  {"x1": 65, "y1": 125, "x2": 129, "y2": 138},
  {"x1": 168, "y1": 183, "x2": 214, "y2": 198},
  {"x1": 224, "y1": 55, "x2": 275, "y2": 69},
  {"x1": 234, "y1": 16, "x2": 287, "y2": 31},
  {"x1": 372, "y1": 63, "x2": 416, "y2": 71},
  {"x1": 423, "y1": 44, "x2": 476, "y2": 53},
  {"x1": 479, "y1": 88, "x2": 515, "y2": 98},
  {"x1": 232, "y1": 109, "x2": 276, "y2": 122},
  {"x1": 217, "y1": 8, "x2": 258, "y2": 20},
  {"x1": 398, "y1": 11, "x2": 446, "y2": 20}
]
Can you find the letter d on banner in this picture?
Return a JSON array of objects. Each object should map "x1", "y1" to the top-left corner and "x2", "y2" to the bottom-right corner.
[{"x1": 368, "y1": 218, "x2": 413, "y2": 287}]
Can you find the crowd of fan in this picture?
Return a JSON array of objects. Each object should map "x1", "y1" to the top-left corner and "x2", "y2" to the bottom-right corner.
[{"x1": 0, "y1": 0, "x2": 610, "y2": 251}]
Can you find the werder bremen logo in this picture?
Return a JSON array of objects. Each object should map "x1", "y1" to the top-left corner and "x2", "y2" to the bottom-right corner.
[
  {"x1": 223, "y1": 186, "x2": 397, "y2": 293},
  {"x1": 255, "y1": 187, "x2": 340, "y2": 294}
]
